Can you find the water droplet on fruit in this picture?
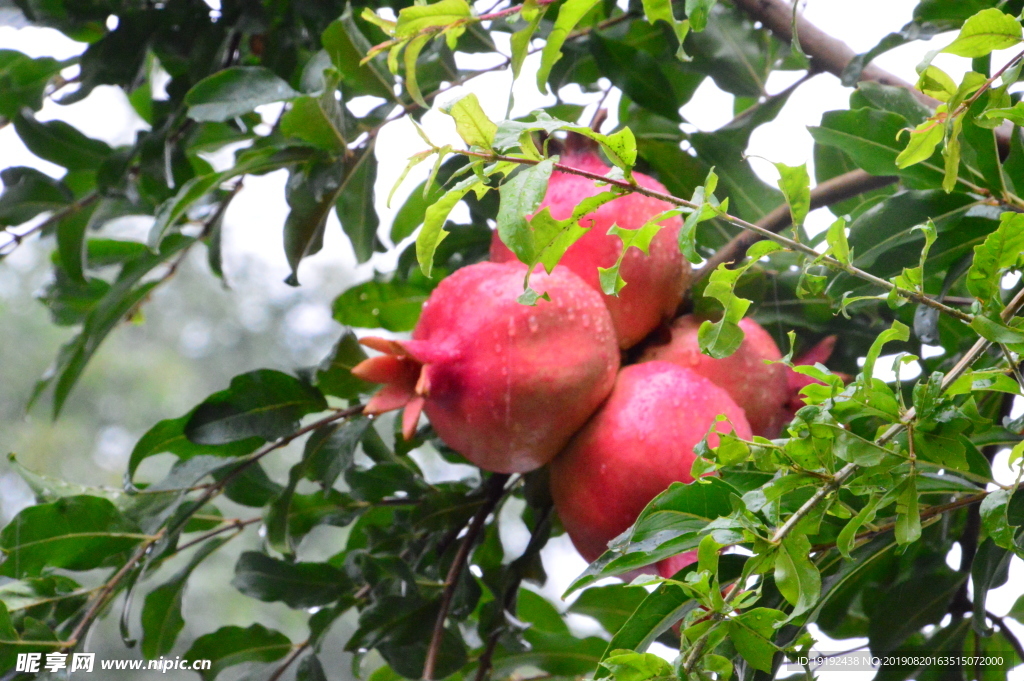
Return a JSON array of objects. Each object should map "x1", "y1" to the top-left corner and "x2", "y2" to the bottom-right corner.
[
  {"x1": 507, "y1": 318, "x2": 516, "y2": 337},
  {"x1": 528, "y1": 316, "x2": 539, "y2": 333},
  {"x1": 581, "y1": 314, "x2": 591, "y2": 328}
]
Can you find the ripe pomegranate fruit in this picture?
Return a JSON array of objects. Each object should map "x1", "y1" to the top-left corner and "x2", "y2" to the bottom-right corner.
[
  {"x1": 489, "y1": 142, "x2": 690, "y2": 349},
  {"x1": 640, "y1": 315, "x2": 790, "y2": 438},
  {"x1": 549, "y1": 361, "x2": 752, "y2": 563},
  {"x1": 351, "y1": 261, "x2": 619, "y2": 474}
]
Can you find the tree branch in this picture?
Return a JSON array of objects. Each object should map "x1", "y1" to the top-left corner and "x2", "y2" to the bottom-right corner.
[
  {"x1": 424, "y1": 473, "x2": 511, "y2": 681},
  {"x1": 0, "y1": 191, "x2": 100, "y2": 258},
  {"x1": 988, "y1": 611, "x2": 1024, "y2": 662},
  {"x1": 695, "y1": 169, "x2": 898, "y2": 280},
  {"x1": 268, "y1": 640, "x2": 310, "y2": 681},
  {"x1": 729, "y1": 0, "x2": 1014, "y2": 150}
]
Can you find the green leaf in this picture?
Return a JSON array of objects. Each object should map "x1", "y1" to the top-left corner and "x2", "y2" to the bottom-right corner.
[
  {"x1": 315, "y1": 330, "x2": 373, "y2": 400},
  {"x1": 394, "y1": 0, "x2": 472, "y2": 37},
  {"x1": 942, "y1": 112, "x2": 964, "y2": 193},
  {"x1": 0, "y1": 50, "x2": 63, "y2": 119},
  {"x1": 418, "y1": 174, "x2": 483, "y2": 277},
  {"x1": 727, "y1": 608, "x2": 786, "y2": 672},
  {"x1": 185, "y1": 67, "x2": 299, "y2": 122},
  {"x1": 442, "y1": 93, "x2": 497, "y2": 149},
  {"x1": 773, "y1": 533, "x2": 820, "y2": 618},
  {"x1": 861, "y1": 320, "x2": 910, "y2": 382},
  {"x1": 600, "y1": 650, "x2": 674, "y2": 681},
  {"x1": 141, "y1": 538, "x2": 227, "y2": 658},
  {"x1": 980, "y1": 101, "x2": 1024, "y2": 126},
  {"x1": 336, "y1": 147, "x2": 381, "y2": 264},
  {"x1": 640, "y1": 0, "x2": 689, "y2": 57},
  {"x1": 598, "y1": 222, "x2": 665, "y2": 295},
  {"x1": 0, "y1": 166, "x2": 71, "y2": 228},
  {"x1": 183, "y1": 624, "x2": 292, "y2": 681},
  {"x1": 149, "y1": 172, "x2": 225, "y2": 248},
  {"x1": 895, "y1": 119, "x2": 944, "y2": 169},
  {"x1": 970, "y1": 315, "x2": 1024, "y2": 344},
  {"x1": 128, "y1": 410, "x2": 262, "y2": 479},
  {"x1": 529, "y1": 190, "x2": 622, "y2": 273},
  {"x1": 13, "y1": 111, "x2": 113, "y2": 171},
  {"x1": 867, "y1": 569, "x2": 965, "y2": 653},
  {"x1": 809, "y1": 109, "x2": 946, "y2": 188},
  {"x1": 266, "y1": 417, "x2": 370, "y2": 552},
  {"x1": 282, "y1": 158, "x2": 341, "y2": 286},
  {"x1": 184, "y1": 369, "x2": 327, "y2": 445},
  {"x1": 568, "y1": 585, "x2": 648, "y2": 634},
  {"x1": 0, "y1": 496, "x2": 144, "y2": 578},
  {"x1": 497, "y1": 158, "x2": 556, "y2": 264},
  {"x1": 942, "y1": 8, "x2": 1022, "y2": 58},
  {"x1": 536, "y1": 0, "x2": 601, "y2": 94},
  {"x1": 589, "y1": 34, "x2": 683, "y2": 122},
  {"x1": 774, "y1": 162, "x2": 810, "y2": 226},
  {"x1": 825, "y1": 217, "x2": 850, "y2": 265},
  {"x1": 332, "y1": 271, "x2": 436, "y2": 331},
  {"x1": 232, "y1": 552, "x2": 349, "y2": 608},
  {"x1": 568, "y1": 478, "x2": 738, "y2": 591},
  {"x1": 280, "y1": 94, "x2": 347, "y2": 153},
  {"x1": 836, "y1": 494, "x2": 884, "y2": 559},
  {"x1": 685, "y1": 0, "x2": 718, "y2": 32},
  {"x1": 322, "y1": 9, "x2": 396, "y2": 100},
  {"x1": 966, "y1": 211, "x2": 1024, "y2": 306},
  {"x1": 511, "y1": 1, "x2": 548, "y2": 80},
  {"x1": 699, "y1": 241, "x2": 783, "y2": 358},
  {"x1": 894, "y1": 474, "x2": 921, "y2": 544}
]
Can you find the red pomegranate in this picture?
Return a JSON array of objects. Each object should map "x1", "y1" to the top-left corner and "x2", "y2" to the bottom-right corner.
[
  {"x1": 489, "y1": 144, "x2": 690, "y2": 349},
  {"x1": 351, "y1": 261, "x2": 619, "y2": 474},
  {"x1": 549, "y1": 361, "x2": 752, "y2": 563},
  {"x1": 640, "y1": 316, "x2": 790, "y2": 438}
]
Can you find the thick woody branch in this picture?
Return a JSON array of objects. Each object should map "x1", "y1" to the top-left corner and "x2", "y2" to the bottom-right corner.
[
  {"x1": 730, "y1": 0, "x2": 1014, "y2": 150},
  {"x1": 696, "y1": 169, "x2": 897, "y2": 279}
]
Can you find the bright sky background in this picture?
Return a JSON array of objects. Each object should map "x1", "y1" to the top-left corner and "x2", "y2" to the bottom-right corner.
[{"x1": 3, "y1": 1, "x2": 1024, "y2": 677}]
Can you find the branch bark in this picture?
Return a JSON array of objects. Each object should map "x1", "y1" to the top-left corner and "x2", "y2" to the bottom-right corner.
[{"x1": 729, "y1": 0, "x2": 1014, "y2": 150}]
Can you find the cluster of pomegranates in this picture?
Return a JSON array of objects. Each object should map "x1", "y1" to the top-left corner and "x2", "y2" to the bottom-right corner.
[{"x1": 353, "y1": 142, "x2": 835, "y2": 575}]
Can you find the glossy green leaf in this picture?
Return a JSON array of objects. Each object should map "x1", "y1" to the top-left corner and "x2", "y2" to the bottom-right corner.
[
  {"x1": 322, "y1": 9, "x2": 396, "y2": 99},
  {"x1": 185, "y1": 67, "x2": 299, "y2": 122},
  {"x1": 336, "y1": 147, "x2": 381, "y2": 264},
  {"x1": 537, "y1": 0, "x2": 601, "y2": 94},
  {"x1": 0, "y1": 50, "x2": 63, "y2": 119},
  {"x1": 14, "y1": 111, "x2": 112, "y2": 171},
  {"x1": 942, "y1": 8, "x2": 1022, "y2": 58},
  {"x1": 0, "y1": 496, "x2": 144, "y2": 578},
  {"x1": 332, "y1": 271, "x2": 436, "y2": 331},
  {"x1": 142, "y1": 538, "x2": 227, "y2": 658},
  {"x1": 183, "y1": 624, "x2": 292, "y2": 681},
  {"x1": 232, "y1": 551, "x2": 349, "y2": 608},
  {"x1": 184, "y1": 369, "x2": 327, "y2": 445},
  {"x1": 442, "y1": 93, "x2": 496, "y2": 149},
  {"x1": 315, "y1": 330, "x2": 373, "y2": 399},
  {"x1": 773, "y1": 533, "x2": 820, "y2": 617},
  {"x1": 727, "y1": 608, "x2": 785, "y2": 672},
  {"x1": 774, "y1": 162, "x2": 810, "y2": 226},
  {"x1": 0, "y1": 166, "x2": 71, "y2": 228}
]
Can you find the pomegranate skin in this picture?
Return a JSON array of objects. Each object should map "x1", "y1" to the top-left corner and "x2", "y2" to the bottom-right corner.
[
  {"x1": 549, "y1": 361, "x2": 752, "y2": 563},
  {"x1": 353, "y1": 262, "x2": 619, "y2": 474},
  {"x1": 490, "y1": 151, "x2": 690, "y2": 349},
  {"x1": 640, "y1": 316, "x2": 790, "y2": 438}
]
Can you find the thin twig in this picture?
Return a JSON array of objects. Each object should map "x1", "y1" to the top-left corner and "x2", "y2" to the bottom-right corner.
[
  {"x1": 457, "y1": 150, "x2": 971, "y2": 322},
  {"x1": 63, "y1": 528, "x2": 166, "y2": 648},
  {"x1": 268, "y1": 640, "x2": 311, "y2": 681},
  {"x1": 0, "y1": 192, "x2": 100, "y2": 257},
  {"x1": 695, "y1": 170, "x2": 897, "y2": 280},
  {"x1": 988, "y1": 611, "x2": 1024, "y2": 662},
  {"x1": 172, "y1": 516, "x2": 261, "y2": 554},
  {"x1": 424, "y1": 473, "x2": 511, "y2": 680}
]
